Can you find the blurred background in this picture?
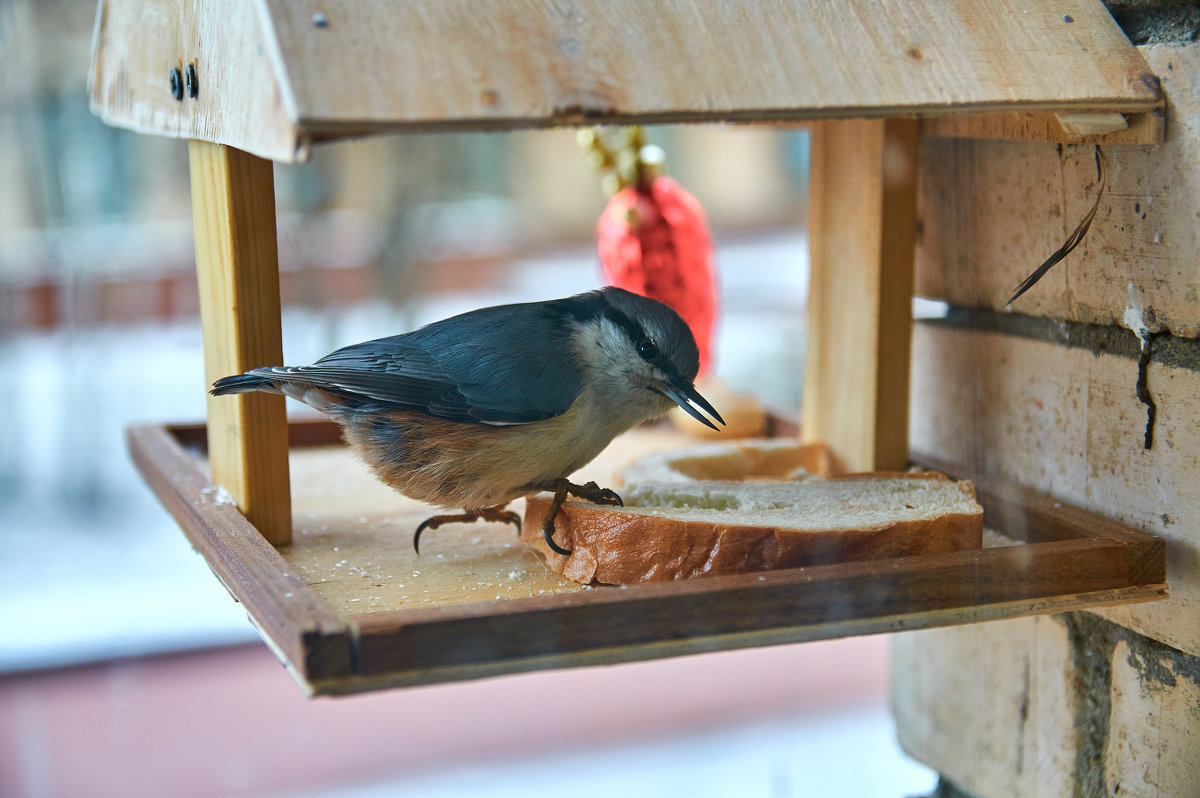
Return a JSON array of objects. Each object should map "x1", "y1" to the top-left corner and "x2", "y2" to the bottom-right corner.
[{"x1": 0, "y1": 1, "x2": 936, "y2": 796}]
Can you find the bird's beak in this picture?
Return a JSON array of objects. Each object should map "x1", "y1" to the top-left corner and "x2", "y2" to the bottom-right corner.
[{"x1": 657, "y1": 379, "x2": 726, "y2": 431}]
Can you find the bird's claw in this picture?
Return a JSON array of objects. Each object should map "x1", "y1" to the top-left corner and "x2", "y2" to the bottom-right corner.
[
  {"x1": 535, "y1": 479, "x2": 624, "y2": 556},
  {"x1": 572, "y1": 480, "x2": 624, "y2": 507},
  {"x1": 412, "y1": 505, "x2": 521, "y2": 555},
  {"x1": 596, "y1": 488, "x2": 623, "y2": 507},
  {"x1": 541, "y1": 514, "x2": 573, "y2": 556},
  {"x1": 413, "y1": 515, "x2": 446, "y2": 555}
]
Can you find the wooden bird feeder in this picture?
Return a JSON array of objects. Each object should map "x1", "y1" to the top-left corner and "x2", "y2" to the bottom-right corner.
[{"x1": 91, "y1": 0, "x2": 1167, "y2": 695}]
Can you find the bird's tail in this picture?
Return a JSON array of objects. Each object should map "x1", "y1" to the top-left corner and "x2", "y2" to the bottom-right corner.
[{"x1": 211, "y1": 372, "x2": 274, "y2": 396}]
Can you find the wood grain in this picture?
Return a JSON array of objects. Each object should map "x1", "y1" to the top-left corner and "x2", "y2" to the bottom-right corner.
[
  {"x1": 893, "y1": 612, "x2": 1200, "y2": 796},
  {"x1": 914, "y1": 45, "x2": 1200, "y2": 337},
  {"x1": 338, "y1": 537, "x2": 1161, "y2": 694},
  {"x1": 169, "y1": 413, "x2": 343, "y2": 451},
  {"x1": 125, "y1": 419, "x2": 1166, "y2": 695},
  {"x1": 912, "y1": 452, "x2": 1166, "y2": 587},
  {"x1": 89, "y1": 0, "x2": 304, "y2": 162},
  {"x1": 911, "y1": 322, "x2": 1199, "y2": 655},
  {"x1": 921, "y1": 109, "x2": 1165, "y2": 145},
  {"x1": 892, "y1": 616, "x2": 1080, "y2": 797},
  {"x1": 126, "y1": 424, "x2": 350, "y2": 684},
  {"x1": 189, "y1": 140, "x2": 292, "y2": 545},
  {"x1": 90, "y1": 0, "x2": 1161, "y2": 162},
  {"x1": 804, "y1": 118, "x2": 918, "y2": 471}
]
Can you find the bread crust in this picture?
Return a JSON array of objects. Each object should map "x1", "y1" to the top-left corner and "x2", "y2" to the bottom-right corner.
[{"x1": 522, "y1": 472, "x2": 983, "y2": 585}]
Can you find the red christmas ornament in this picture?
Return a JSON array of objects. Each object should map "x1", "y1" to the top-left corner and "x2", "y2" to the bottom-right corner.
[{"x1": 596, "y1": 175, "x2": 718, "y2": 375}]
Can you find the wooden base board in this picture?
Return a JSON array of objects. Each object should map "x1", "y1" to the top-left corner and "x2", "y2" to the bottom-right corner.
[
  {"x1": 128, "y1": 417, "x2": 1166, "y2": 696},
  {"x1": 277, "y1": 425, "x2": 707, "y2": 617}
]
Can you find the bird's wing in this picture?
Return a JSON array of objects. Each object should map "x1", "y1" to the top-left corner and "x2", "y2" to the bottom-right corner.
[{"x1": 262, "y1": 303, "x2": 585, "y2": 425}]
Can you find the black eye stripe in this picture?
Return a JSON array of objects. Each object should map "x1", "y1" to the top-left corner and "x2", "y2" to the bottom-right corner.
[
  {"x1": 599, "y1": 298, "x2": 681, "y2": 380},
  {"x1": 601, "y1": 304, "x2": 648, "y2": 350}
]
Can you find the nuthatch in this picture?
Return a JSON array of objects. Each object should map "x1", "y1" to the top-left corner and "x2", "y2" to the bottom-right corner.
[{"x1": 211, "y1": 287, "x2": 725, "y2": 555}]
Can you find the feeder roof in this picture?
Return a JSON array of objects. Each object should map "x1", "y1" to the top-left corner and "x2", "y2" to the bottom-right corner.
[{"x1": 90, "y1": 0, "x2": 1161, "y2": 162}]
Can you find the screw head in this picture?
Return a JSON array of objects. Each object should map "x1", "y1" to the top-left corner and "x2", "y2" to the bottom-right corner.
[
  {"x1": 185, "y1": 63, "x2": 199, "y2": 98},
  {"x1": 169, "y1": 67, "x2": 184, "y2": 101}
]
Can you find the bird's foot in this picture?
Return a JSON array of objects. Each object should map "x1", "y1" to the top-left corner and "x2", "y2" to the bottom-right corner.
[
  {"x1": 413, "y1": 504, "x2": 520, "y2": 555},
  {"x1": 538, "y1": 479, "x2": 625, "y2": 556}
]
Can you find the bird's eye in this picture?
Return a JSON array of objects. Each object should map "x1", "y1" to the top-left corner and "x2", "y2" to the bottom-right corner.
[{"x1": 637, "y1": 339, "x2": 659, "y2": 360}]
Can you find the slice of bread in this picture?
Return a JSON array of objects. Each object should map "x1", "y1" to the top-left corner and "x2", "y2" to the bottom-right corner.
[
  {"x1": 522, "y1": 472, "x2": 983, "y2": 585},
  {"x1": 615, "y1": 438, "x2": 837, "y2": 485}
]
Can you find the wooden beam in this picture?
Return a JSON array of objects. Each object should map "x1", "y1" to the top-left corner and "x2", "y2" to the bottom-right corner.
[
  {"x1": 188, "y1": 140, "x2": 292, "y2": 546},
  {"x1": 804, "y1": 118, "x2": 919, "y2": 471}
]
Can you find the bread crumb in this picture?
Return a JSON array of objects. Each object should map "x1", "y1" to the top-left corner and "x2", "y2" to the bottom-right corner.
[{"x1": 200, "y1": 486, "x2": 236, "y2": 506}]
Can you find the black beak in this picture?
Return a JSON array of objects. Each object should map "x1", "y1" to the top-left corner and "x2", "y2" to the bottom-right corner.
[{"x1": 658, "y1": 381, "x2": 726, "y2": 431}]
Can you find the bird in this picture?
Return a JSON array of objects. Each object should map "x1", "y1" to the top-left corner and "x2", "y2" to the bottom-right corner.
[{"x1": 210, "y1": 286, "x2": 725, "y2": 555}]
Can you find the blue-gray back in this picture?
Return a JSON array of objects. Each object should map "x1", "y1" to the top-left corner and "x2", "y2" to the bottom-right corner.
[{"x1": 278, "y1": 298, "x2": 590, "y2": 425}]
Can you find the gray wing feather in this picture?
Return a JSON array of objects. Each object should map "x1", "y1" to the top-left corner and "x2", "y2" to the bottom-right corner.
[{"x1": 258, "y1": 303, "x2": 584, "y2": 425}]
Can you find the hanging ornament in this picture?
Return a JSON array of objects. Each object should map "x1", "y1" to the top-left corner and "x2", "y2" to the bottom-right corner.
[{"x1": 580, "y1": 127, "x2": 719, "y2": 375}]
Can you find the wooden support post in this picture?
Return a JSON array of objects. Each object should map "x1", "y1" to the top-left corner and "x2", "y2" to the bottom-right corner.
[
  {"x1": 189, "y1": 140, "x2": 292, "y2": 546},
  {"x1": 803, "y1": 118, "x2": 919, "y2": 472}
]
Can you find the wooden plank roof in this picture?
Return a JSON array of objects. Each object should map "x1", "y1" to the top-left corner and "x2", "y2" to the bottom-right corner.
[{"x1": 90, "y1": 0, "x2": 1161, "y2": 162}]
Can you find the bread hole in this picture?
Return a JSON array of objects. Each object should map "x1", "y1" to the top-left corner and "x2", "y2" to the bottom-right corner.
[
  {"x1": 643, "y1": 493, "x2": 801, "y2": 513},
  {"x1": 642, "y1": 493, "x2": 745, "y2": 511}
]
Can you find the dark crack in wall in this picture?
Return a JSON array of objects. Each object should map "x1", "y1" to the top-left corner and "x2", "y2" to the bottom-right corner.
[{"x1": 920, "y1": 308, "x2": 1200, "y2": 373}]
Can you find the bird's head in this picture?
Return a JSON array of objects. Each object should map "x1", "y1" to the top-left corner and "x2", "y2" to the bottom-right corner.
[{"x1": 568, "y1": 287, "x2": 725, "y2": 431}]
